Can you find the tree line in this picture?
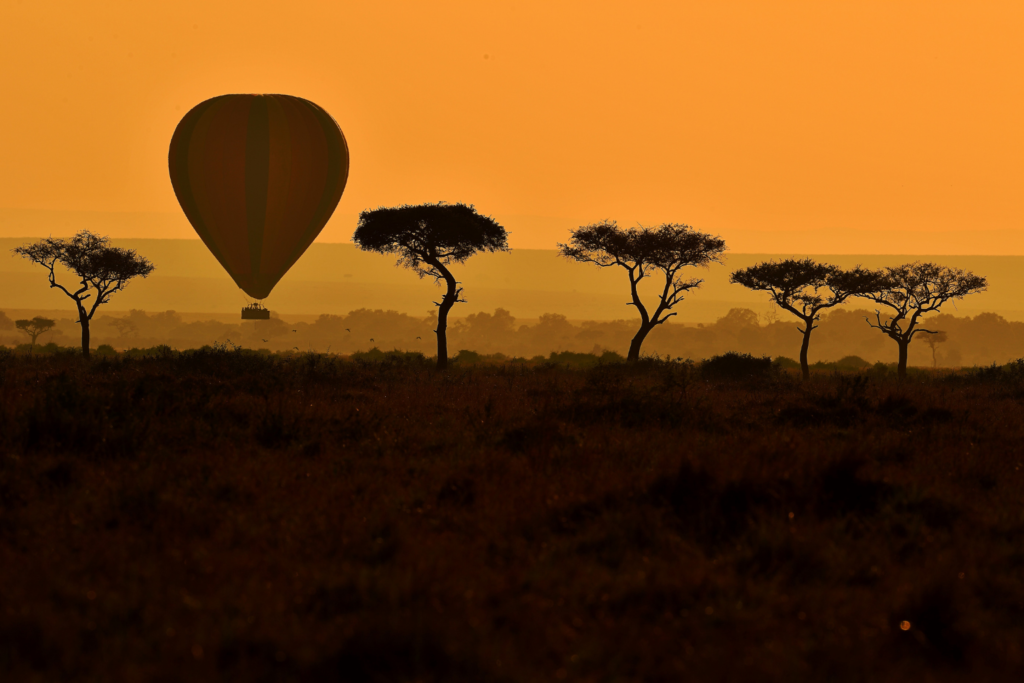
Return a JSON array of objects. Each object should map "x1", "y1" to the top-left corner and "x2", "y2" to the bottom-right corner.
[
  {"x1": 11, "y1": 203, "x2": 988, "y2": 377},
  {"x1": 8, "y1": 305, "x2": 1023, "y2": 370}
]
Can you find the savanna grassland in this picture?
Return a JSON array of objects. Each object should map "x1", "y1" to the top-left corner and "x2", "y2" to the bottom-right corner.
[{"x1": 2, "y1": 349, "x2": 1024, "y2": 682}]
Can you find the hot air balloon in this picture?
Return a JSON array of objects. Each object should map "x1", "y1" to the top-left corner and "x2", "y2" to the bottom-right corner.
[{"x1": 168, "y1": 94, "x2": 349, "y2": 319}]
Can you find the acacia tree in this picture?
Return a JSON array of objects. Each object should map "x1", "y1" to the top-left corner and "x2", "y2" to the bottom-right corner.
[
  {"x1": 856, "y1": 262, "x2": 986, "y2": 379},
  {"x1": 15, "y1": 317, "x2": 56, "y2": 352},
  {"x1": 111, "y1": 317, "x2": 138, "y2": 339},
  {"x1": 353, "y1": 203, "x2": 509, "y2": 369},
  {"x1": 558, "y1": 221, "x2": 726, "y2": 361},
  {"x1": 12, "y1": 231, "x2": 154, "y2": 358},
  {"x1": 923, "y1": 330, "x2": 948, "y2": 368},
  {"x1": 730, "y1": 259, "x2": 877, "y2": 380}
]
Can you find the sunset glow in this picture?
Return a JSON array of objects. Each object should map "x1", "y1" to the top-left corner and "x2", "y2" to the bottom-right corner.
[{"x1": 2, "y1": 1, "x2": 1021, "y2": 251}]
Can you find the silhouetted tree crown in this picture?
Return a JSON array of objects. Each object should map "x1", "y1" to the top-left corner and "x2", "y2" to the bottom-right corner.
[
  {"x1": 861, "y1": 262, "x2": 986, "y2": 317},
  {"x1": 559, "y1": 222, "x2": 725, "y2": 275},
  {"x1": 923, "y1": 330, "x2": 948, "y2": 368},
  {"x1": 730, "y1": 259, "x2": 877, "y2": 378},
  {"x1": 353, "y1": 202, "x2": 509, "y2": 275},
  {"x1": 15, "y1": 316, "x2": 56, "y2": 349},
  {"x1": 856, "y1": 261, "x2": 986, "y2": 378},
  {"x1": 731, "y1": 260, "x2": 877, "y2": 314},
  {"x1": 12, "y1": 231, "x2": 154, "y2": 357},
  {"x1": 353, "y1": 202, "x2": 509, "y2": 369},
  {"x1": 558, "y1": 221, "x2": 726, "y2": 361}
]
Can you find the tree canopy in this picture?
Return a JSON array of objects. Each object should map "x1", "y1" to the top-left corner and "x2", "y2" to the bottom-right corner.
[
  {"x1": 13, "y1": 232, "x2": 154, "y2": 310},
  {"x1": 560, "y1": 222, "x2": 724, "y2": 276},
  {"x1": 731, "y1": 259, "x2": 877, "y2": 317},
  {"x1": 861, "y1": 262, "x2": 986, "y2": 321},
  {"x1": 354, "y1": 202, "x2": 509, "y2": 276}
]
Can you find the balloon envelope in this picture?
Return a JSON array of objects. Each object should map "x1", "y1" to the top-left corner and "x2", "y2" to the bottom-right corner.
[{"x1": 168, "y1": 94, "x2": 349, "y2": 299}]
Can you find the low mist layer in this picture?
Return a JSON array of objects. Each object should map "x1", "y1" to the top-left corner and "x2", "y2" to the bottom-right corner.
[{"x1": 3, "y1": 306, "x2": 1021, "y2": 369}]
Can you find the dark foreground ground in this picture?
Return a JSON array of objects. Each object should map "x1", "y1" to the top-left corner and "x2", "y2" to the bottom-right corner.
[{"x1": 2, "y1": 349, "x2": 1024, "y2": 682}]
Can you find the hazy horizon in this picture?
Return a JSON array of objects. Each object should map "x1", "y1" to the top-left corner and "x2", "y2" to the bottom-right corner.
[{"x1": 4, "y1": 236, "x2": 1023, "y2": 324}]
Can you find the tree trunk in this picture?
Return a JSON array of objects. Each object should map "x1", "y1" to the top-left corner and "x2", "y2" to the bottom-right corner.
[
  {"x1": 897, "y1": 339, "x2": 908, "y2": 380},
  {"x1": 433, "y1": 262, "x2": 459, "y2": 370},
  {"x1": 799, "y1": 326, "x2": 812, "y2": 381},
  {"x1": 627, "y1": 322, "x2": 655, "y2": 362},
  {"x1": 435, "y1": 303, "x2": 449, "y2": 370},
  {"x1": 79, "y1": 306, "x2": 91, "y2": 358}
]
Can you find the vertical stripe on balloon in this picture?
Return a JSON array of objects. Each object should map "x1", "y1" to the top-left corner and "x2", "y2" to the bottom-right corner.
[{"x1": 244, "y1": 97, "x2": 271, "y2": 295}]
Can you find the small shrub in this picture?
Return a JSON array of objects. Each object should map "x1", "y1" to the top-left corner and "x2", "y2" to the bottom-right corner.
[
  {"x1": 701, "y1": 352, "x2": 775, "y2": 380},
  {"x1": 453, "y1": 349, "x2": 483, "y2": 365},
  {"x1": 124, "y1": 345, "x2": 175, "y2": 359},
  {"x1": 870, "y1": 361, "x2": 893, "y2": 377},
  {"x1": 599, "y1": 350, "x2": 625, "y2": 364},
  {"x1": 962, "y1": 359, "x2": 1024, "y2": 384},
  {"x1": 349, "y1": 349, "x2": 428, "y2": 367},
  {"x1": 773, "y1": 356, "x2": 800, "y2": 370},
  {"x1": 16, "y1": 342, "x2": 68, "y2": 355},
  {"x1": 452, "y1": 350, "x2": 509, "y2": 366},
  {"x1": 1005, "y1": 358, "x2": 1024, "y2": 377},
  {"x1": 547, "y1": 351, "x2": 606, "y2": 368},
  {"x1": 810, "y1": 356, "x2": 872, "y2": 372}
]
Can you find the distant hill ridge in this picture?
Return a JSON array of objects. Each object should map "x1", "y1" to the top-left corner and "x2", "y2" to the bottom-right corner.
[
  {"x1": 3, "y1": 237, "x2": 1024, "y2": 321},
  {"x1": 2, "y1": 206, "x2": 1023, "y2": 254}
]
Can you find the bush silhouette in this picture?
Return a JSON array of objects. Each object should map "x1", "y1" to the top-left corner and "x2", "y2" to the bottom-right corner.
[
  {"x1": 835, "y1": 355, "x2": 871, "y2": 370},
  {"x1": 453, "y1": 349, "x2": 483, "y2": 365},
  {"x1": 700, "y1": 352, "x2": 775, "y2": 380},
  {"x1": 773, "y1": 356, "x2": 800, "y2": 370}
]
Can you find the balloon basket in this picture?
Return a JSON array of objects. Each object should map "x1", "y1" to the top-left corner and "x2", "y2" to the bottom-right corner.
[{"x1": 241, "y1": 303, "x2": 271, "y2": 320}]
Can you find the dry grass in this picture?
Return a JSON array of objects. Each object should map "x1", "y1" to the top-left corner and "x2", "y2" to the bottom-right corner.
[{"x1": 1, "y1": 349, "x2": 1023, "y2": 682}]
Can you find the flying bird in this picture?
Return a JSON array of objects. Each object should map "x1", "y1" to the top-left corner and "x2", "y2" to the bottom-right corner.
[
  {"x1": 370, "y1": 338, "x2": 375, "y2": 342},
  {"x1": 416, "y1": 336, "x2": 421, "y2": 340},
  {"x1": 292, "y1": 329, "x2": 297, "y2": 333},
  {"x1": 262, "y1": 339, "x2": 268, "y2": 342},
  {"x1": 345, "y1": 328, "x2": 350, "y2": 332}
]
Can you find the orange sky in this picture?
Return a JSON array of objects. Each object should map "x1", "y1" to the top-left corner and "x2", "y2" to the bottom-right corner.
[{"x1": 1, "y1": 1, "x2": 1021, "y2": 251}]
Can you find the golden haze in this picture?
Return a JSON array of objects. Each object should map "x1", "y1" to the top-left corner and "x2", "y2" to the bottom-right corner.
[{"x1": 1, "y1": 1, "x2": 1021, "y2": 252}]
